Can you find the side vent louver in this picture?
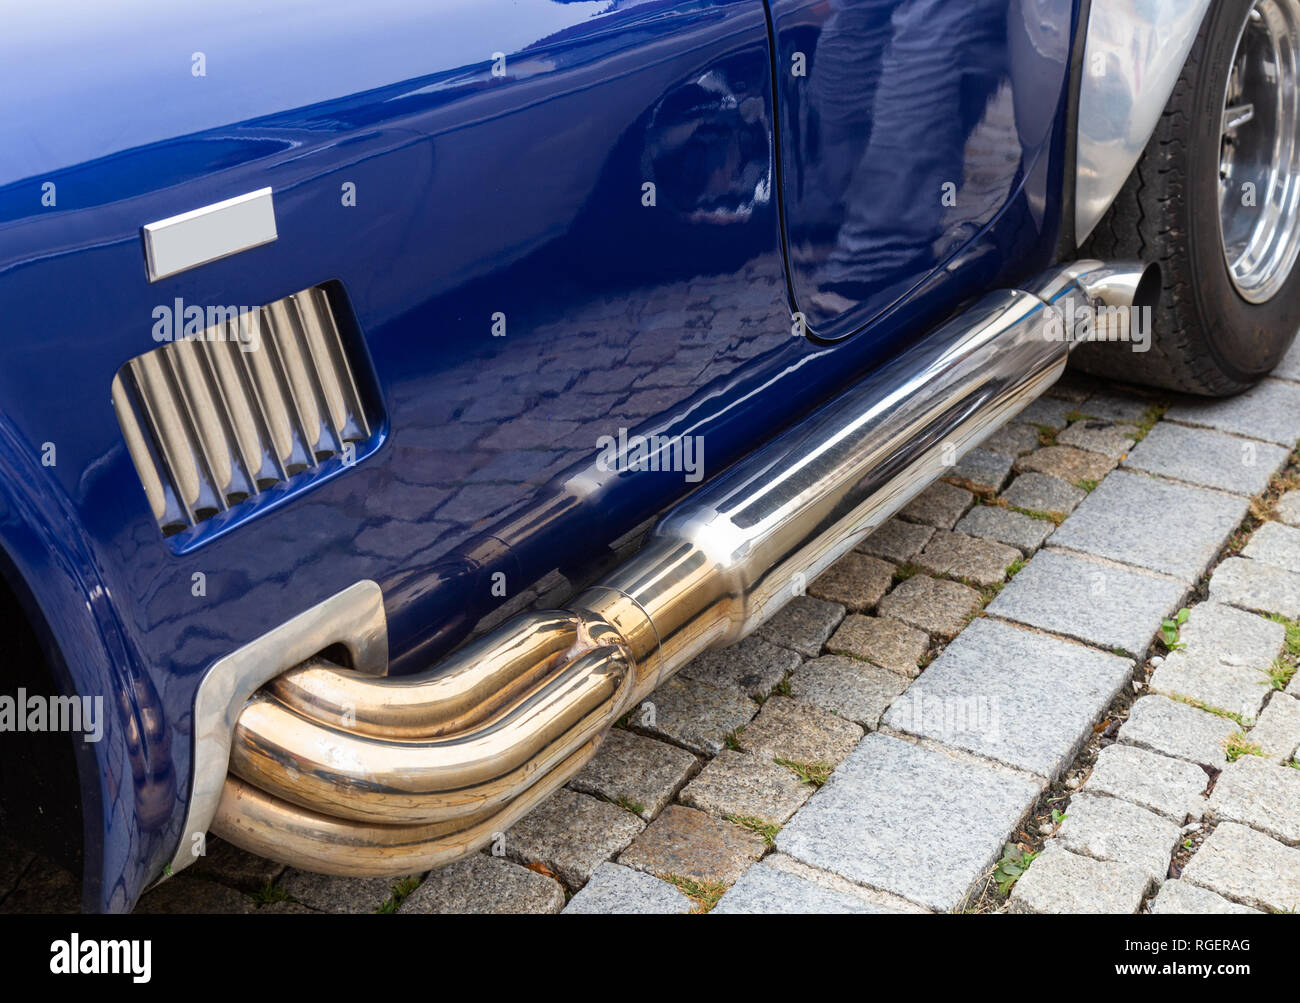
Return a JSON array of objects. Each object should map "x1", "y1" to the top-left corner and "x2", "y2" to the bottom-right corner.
[{"x1": 113, "y1": 284, "x2": 379, "y2": 540}]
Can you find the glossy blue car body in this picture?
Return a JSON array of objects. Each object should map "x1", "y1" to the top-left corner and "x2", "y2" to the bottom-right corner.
[{"x1": 0, "y1": 0, "x2": 1081, "y2": 910}]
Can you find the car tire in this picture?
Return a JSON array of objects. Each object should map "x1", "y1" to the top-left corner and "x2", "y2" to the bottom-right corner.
[{"x1": 1072, "y1": 0, "x2": 1300, "y2": 396}]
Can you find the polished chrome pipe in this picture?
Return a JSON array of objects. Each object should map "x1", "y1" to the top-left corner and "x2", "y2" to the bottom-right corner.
[{"x1": 211, "y1": 260, "x2": 1155, "y2": 876}]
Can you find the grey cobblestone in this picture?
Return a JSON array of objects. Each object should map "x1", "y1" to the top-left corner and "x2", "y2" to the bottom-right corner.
[
  {"x1": 1246, "y1": 693, "x2": 1300, "y2": 762},
  {"x1": 947, "y1": 447, "x2": 1013, "y2": 493},
  {"x1": 775, "y1": 733, "x2": 1042, "y2": 912},
  {"x1": 1057, "y1": 420, "x2": 1136, "y2": 460},
  {"x1": 398, "y1": 854, "x2": 564, "y2": 914},
  {"x1": 825, "y1": 614, "x2": 930, "y2": 676},
  {"x1": 1207, "y1": 754, "x2": 1300, "y2": 846},
  {"x1": 915, "y1": 530, "x2": 1021, "y2": 587},
  {"x1": 561, "y1": 862, "x2": 694, "y2": 914},
  {"x1": 1167, "y1": 379, "x2": 1300, "y2": 446},
  {"x1": 883, "y1": 619, "x2": 1131, "y2": 780},
  {"x1": 1117, "y1": 695, "x2": 1237, "y2": 767},
  {"x1": 898, "y1": 481, "x2": 975, "y2": 529},
  {"x1": 877, "y1": 574, "x2": 983, "y2": 640},
  {"x1": 678, "y1": 749, "x2": 812, "y2": 825},
  {"x1": 1209, "y1": 556, "x2": 1300, "y2": 619},
  {"x1": 1083, "y1": 744, "x2": 1208, "y2": 823},
  {"x1": 1001, "y1": 472, "x2": 1086, "y2": 517},
  {"x1": 280, "y1": 869, "x2": 415, "y2": 914},
  {"x1": 712, "y1": 859, "x2": 896, "y2": 914},
  {"x1": 1275, "y1": 490, "x2": 1300, "y2": 527},
  {"x1": 1241, "y1": 521, "x2": 1300, "y2": 572},
  {"x1": 633, "y1": 675, "x2": 758, "y2": 757},
  {"x1": 987, "y1": 548, "x2": 1185, "y2": 656},
  {"x1": 737, "y1": 696, "x2": 864, "y2": 766},
  {"x1": 1181, "y1": 821, "x2": 1300, "y2": 912},
  {"x1": 1015, "y1": 396, "x2": 1075, "y2": 429},
  {"x1": 1016, "y1": 445, "x2": 1116, "y2": 485},
  {"x1": 135, "y1": 876, "x2": 255, "y2": 914},
  {"x1": 856, "y1": 517, "x2": 935, "y2": 563},
  {"x1": 1008, "y1": 846, "x2": 1150, "y2": 914},
  {"x1": 789, "y1": 654, "x2": 909, "y2": 729},
  {"x1": 1079, "y1": 391, "x2": 1151, "y2": 426},
  {"x1": 568, "y1": 728, "x2": 698, "y2": 821},
  {"x1": 982, "y1": 422, "x2": 1040, "y2": 460},
  {"x1": 188, "y1": 835, "x2": 285, "y2": 894},
  {"x1": 1055, "y1": 793, "x2": 1180, "y2": 883},
  {"x1": 808, "y1": 552, "x2": 895, "y2": 612},
  {"x1": 1048, "y1": 471, "x2": 1247, "y2": 583},
  {"x1": 755, "y1": 596, "x2": 846, "y2": 658},
  {"x1": 955, "y1": 504, "x2": 1054, "y2": 555},
  {"x1": 505, "y1": 789, "x2": 645, "y2": 888},
  {"x1": 1124, "y1": 422, "x2": 1288, "y2": 496},
  {"x1": 617, "y1": 805, "x2": 765, "y2": 886},
  {"x1": 678, "y1": 635, "x2": 800, "y2": 700},
  {"x1": 1150, "y1": 879, "x2": 1262, "y2": 914}
]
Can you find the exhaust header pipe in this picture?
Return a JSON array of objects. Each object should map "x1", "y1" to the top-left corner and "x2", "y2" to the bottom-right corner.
[{"x1": 205, "y1": 260, "x2": 1157, "y2": 876}]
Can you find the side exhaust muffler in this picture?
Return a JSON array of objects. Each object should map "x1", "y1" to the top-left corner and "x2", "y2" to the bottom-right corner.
[{"x1": 203, "y1": 260, "x2": 1157, "y2": 876}]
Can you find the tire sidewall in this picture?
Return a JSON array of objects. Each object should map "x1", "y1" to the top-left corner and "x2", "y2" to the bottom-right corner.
[{"x1": 1185, "y1": 0, "x2": 1300, "y2": 383}]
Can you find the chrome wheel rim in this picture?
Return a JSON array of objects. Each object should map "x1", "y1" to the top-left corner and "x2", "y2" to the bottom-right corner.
[{"x1": 1218, "y1": 0, "x2": 1300, "y2": 304}]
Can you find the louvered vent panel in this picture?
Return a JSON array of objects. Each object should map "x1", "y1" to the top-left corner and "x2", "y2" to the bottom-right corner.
[{"x1": 112, "y1": 284, "x2": 376, "y2": 538}]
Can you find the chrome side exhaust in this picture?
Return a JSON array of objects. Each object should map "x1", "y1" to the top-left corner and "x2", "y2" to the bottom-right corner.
[{"x1": 208, "y1": 260, "x2": 1156, "y2": 876}]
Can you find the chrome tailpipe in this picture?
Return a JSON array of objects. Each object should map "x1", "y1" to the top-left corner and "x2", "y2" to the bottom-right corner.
[{"x1": 208, "y1": 260, "x2": 1155, "y2": 876}]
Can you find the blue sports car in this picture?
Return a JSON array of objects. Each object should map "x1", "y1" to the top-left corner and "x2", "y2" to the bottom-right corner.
[{"x1": 1, "y1": 0, "x2": 1296, "y2": 912}]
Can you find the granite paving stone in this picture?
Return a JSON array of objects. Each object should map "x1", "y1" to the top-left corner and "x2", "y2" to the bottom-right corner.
[
  {"x1": 1207, "y1": 754, "x2": 1300, "y2": 845},
  {"x1": 736, "y1": 696, "x2": 864, "y2": 766},
  {"x1": 505, "y1": 789, "x2": 645, "y2": 888},
  {"x1": 1150, "y1": 879, "x2": 1263, "y2": 914},
  {"x1": 1057, "y1": 420, "x2": 1136, "y2": 460},
  {"x1": 712, "y1": 860, "x2": 896, "y2": 914},
  {"x1": 1049, "y1": 471, "x2": 1247, "y2": 582},
  {"x1": 1158, "y1": 600, "x2": 1285, "y2": 666},
  {"x1": 398, "y1": 854, "x2": 564, "y2": 914},
  {"x1": 1275, "y1": 490, "x2": 1300, "y2": 527},
  {"x1": 1274, "y1": 337, "x2": 1300, "y2": 382},
  {"x1": 188, "y1": 835, "x2": 286, "y2": 894},
  {"x1": 856, "y1": 517, "x2": 935, "y2": 563},
  {"x1": 633, "y1": 675, "x2": 758, "y2": 757},
  {"x1": 1016, "y1": 445, "x2": 1117, "y2": 485},
  {"x1": 755, "y1": 595, "x2": 846, "y2": 658},
  {"x1": 1015, "y1": 396, "x2": 1076, "y2": 429},
  {"x1": 947, "y1": 447, "x2": 1013, "y2": 493},
  {"x1": 560, "y1": 862, "x2": 694, "y2": 914},
  {"x1": 1008, "y1": 846, "x2": 1150, "y2": 914},
  {"x1": 955, "y1": 504, "x2": 1054, "y2": 555},
  {"x1": 1167, "y1": 379, "x2": 1300, "y2": 446},
  {"x1": 1242, "y1": 521, "x2": 1300, "y2": 573},
  {"x1": 825, "y1": 614, "x2": 930, "y2": 676},
  {"x1": 808, "y1": 552, "x2": 896, "y2": 612},
  {"x1": 877, "y1": 574, "x2": 983, "y2": 640},
  {"x1": 1246, "y1": 693, "x2": 1300, "y2": 762},
  {"x1": 1117, "y1": 695, "x2": 1238, "y2": 767},
  {"x1": 1208, "y1": 556, "x2": 1300, "y2": 619},
  {"x1": 776, "y1": 734, "x2": 1042, "y2": 912},
  {"x1": 1148, "y1": 653, "x2": 1274, "y2": 723},
  {"x1": 1181, "y1": 821, "x2": 1300, "y2": 912},
  {"x1": 1055, "y1": 793, "x2": 1181, "y2": 883},
  {"x1": 789, "y1": 654, "x2": 909, "y2": 729},
  {"x1": 986, "y1": 549, "x2": 1185, "y2": 656},
  {"x1": 1083, "y1": 744, "x2": 1208, "y2": 823},
  {"x1": 883, "y1": 619, "x2": 1131, "y2": 779},
  {"x1": 617, "y1": 805, "x2": 765, "y2": 886},
  {"x1": 1001, "y1": 472, "x2": 1086, "y2": 516},
  {"x1": 915, "y1": 530, "x2": 1022, "y2": 587},
  {"x1": 281, "y1": 869, "x2": 418, "y2": 914},
  {"x1": 568, "y1": 728, "x2": 698, "y2": 821},
  {"x1": 898, "y1": 480, "x2": 975, "y2": 529},
  {"x1": 1124, "y1": 422, "x2": 1288, "y2": 496},
  {"x1": 135, "y1": 877, "x2": 255, "y2": 914},
  {"x1": 677, "y1": 749, "x2": 813, "y2": 825},
  {"x1": 677, "y1": 635, "x2": 800, "y2": 700},
  {"x1": 1078, "y1": 391, "x2": 1152, "y2": 426},
  {"x1": 982, "y1": 422, "x2": 1041, "y2": 459}
]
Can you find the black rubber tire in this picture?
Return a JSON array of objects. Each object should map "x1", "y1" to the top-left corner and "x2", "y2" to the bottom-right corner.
[{"x1": 1072, "y1": 0, "x2": 1300, "y2": 397}]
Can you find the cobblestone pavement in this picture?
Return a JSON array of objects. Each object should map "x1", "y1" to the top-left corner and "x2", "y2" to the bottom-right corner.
[{"x1": 6, "y1": 345, "x2": 1300, "y2": 915}]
